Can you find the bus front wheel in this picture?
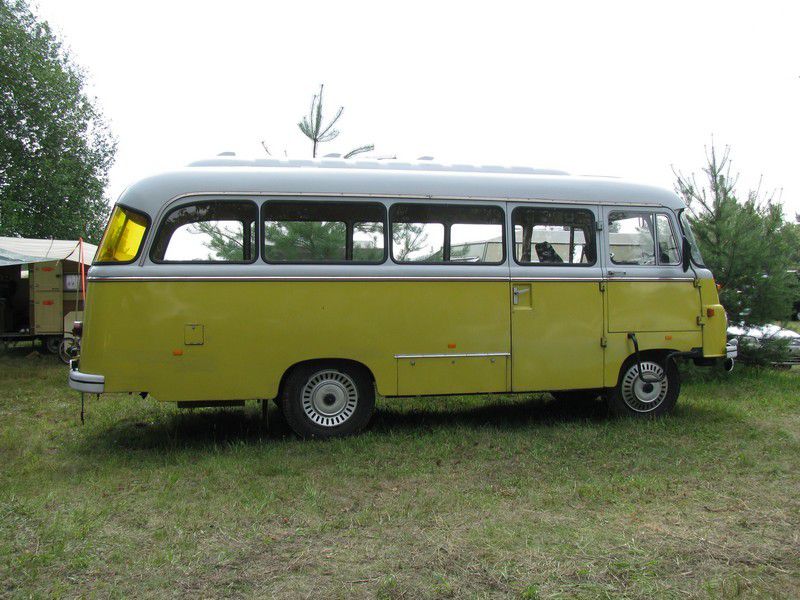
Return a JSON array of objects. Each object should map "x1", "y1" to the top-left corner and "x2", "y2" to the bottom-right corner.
[
  {"x1": 607, "y1": 357, "x2": 680, "y2": 417},
  {"x1": 281, "y1": 362, "x2": 375, "y2": 439}
]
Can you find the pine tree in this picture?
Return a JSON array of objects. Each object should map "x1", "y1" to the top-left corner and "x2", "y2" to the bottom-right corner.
[
  {"x1": 674, "y1": 142, "x2": 798, "y2": 325},
  {"x1": 297, "y1": 84, "x2": 373, "y2": 158}
]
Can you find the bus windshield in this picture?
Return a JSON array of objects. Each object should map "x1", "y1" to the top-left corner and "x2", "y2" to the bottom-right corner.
[{"x1": 95, "y1": 205, "x2": 149, "y2": 263}]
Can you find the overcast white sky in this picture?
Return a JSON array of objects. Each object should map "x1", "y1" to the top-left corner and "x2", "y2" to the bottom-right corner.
[{"x1": 33, "y1": 0, "x2": 800, "y2": 216}]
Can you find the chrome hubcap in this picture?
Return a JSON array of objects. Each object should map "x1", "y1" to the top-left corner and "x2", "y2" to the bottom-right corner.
[
  {"x1": 620, "y1": 361, "x2": 668, "y2": 413},
  {"x1": 301, "y1": 370, "x2": 358, "y2": 427}
]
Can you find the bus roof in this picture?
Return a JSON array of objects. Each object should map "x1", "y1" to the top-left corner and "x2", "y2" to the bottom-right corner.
[{"x1": 117, "y1": 158, "x2": 686, "y2": 215}]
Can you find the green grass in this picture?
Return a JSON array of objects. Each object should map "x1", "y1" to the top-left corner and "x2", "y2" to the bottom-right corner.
[{"x1": 1, "y1": 347, "x2": 798, "y2": 599}]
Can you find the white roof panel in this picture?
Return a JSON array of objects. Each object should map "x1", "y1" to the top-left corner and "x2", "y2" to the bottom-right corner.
[{"x1": 0, "y1": 237, "x2": 97, "y2": 266}]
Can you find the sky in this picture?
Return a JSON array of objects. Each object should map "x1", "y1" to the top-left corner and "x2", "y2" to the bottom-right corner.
[{"x1": 33, "y1": 0, "x2": 800, "y2": 217}]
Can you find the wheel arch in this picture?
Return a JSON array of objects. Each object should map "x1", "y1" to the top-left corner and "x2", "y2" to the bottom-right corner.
[
  {"x1": 610, "y1": 348, "x2": 677, "y2": 389},
  {"x1": 275, "y1": 358, "x2": 376, "y2": 402}
]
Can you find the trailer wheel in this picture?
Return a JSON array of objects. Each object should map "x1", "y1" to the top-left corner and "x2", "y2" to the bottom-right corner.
[
  {"x1": 58, "y1": 338, "x2": 78, "y2": 364},
  {"x1": 281, "y1": 362, "x2": 375, "y2": 439},
  {"x1": 43, "y1": 336, "x2": 61, "y2": 355}
]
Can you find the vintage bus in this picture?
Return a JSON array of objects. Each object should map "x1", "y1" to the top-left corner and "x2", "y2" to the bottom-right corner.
[{"x1": 69, "y1": 158, "x2": 736, "y2": 438}]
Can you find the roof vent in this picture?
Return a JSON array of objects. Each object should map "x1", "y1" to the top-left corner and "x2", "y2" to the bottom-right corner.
[
  {"x1": 217, "y1": 151, "x2": 236, "y2": 157},
  {"x1": 417, "y1": 156, "x2": 434, "y2": 161}
]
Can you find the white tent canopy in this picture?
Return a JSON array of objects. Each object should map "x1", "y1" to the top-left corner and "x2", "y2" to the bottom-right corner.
[{"x1": 0, "y1": 237, "x2": 97, "y2": 267}]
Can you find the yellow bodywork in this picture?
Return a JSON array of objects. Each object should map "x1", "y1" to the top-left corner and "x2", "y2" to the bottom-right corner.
[{"x1": 79, "y1": 275, "x2": 728, "y2": 401}]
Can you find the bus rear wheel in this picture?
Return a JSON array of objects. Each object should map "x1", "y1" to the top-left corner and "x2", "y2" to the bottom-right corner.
[
  {"x1": 607, "y1": 357, "x2": 680, "y2": 417},
  {"x1": 281, "y1": 362, "x2": 375, "y2": 439}
]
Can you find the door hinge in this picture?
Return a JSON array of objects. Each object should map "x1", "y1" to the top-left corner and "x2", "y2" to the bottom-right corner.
[
  {"x1": 693, "y1": 278, "x2": 701, "y2": 288},
  {"x1": 696, "y1": 315, "x2": 707, "y2": 326},
  {"x1": 600, "y1": 336, "x2": 608, "y2": 348},
  {"x1": 599, "y1": 281, "x2": 606, "y2": 292},
  {"x1": 596, "y1": 220, "x2": 604, "y2": 231}
]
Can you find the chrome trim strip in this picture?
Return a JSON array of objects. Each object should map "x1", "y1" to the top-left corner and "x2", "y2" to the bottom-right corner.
[
  {"x1": 89, "y1": 275, "x2": 699, "y2": 283},
  {"x1": 161, "y1": 190, "x2": 673, "y2": 209},
  {"x1": 394, "y1": 352, "x2": 510, "y2": 359},
  {"x1": 511, "y1": 277, "x2": 602, "y2": 282},
  {"x1": 602, "y1": 277, "x2": 696, "y2": 282},
  {"x1": 88, "y1": 275, "x2": 510, "y2": 282}
]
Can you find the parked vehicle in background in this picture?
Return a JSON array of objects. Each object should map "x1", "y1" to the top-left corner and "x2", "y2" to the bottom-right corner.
[
  {"x1": 727, "y1": 323, "x2": 800, "y2": 367},
  {"x1": 791, "y1": 270, "x2": 800, "y2": 320},
  {"x1": 0, "y1": 237, "x2": 95, "y2": 355},
  {"x1": 69, "y1": 158, "x2": 736, "y2": 438}
]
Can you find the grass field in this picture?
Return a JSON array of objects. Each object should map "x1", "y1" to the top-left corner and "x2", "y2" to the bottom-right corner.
[{"x1": 1, "y1": 347, "x2": 798, "y2": 599}]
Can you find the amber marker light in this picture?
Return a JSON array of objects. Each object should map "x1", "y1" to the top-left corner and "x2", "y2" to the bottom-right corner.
[
  {"x1": 172, "y1": 350, "x2": 184, "y2": 356},
  {"x1": 707, "y1": 308, "x2": 716, "y2": 317}
]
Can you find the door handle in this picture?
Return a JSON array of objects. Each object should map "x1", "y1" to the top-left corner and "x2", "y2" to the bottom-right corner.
[
  {"x1": 608, "y1": 270, "x2": 627, "y2": 277},
  {"x1": 512, "y1": 286, "x2": 530, "y2": 305}
]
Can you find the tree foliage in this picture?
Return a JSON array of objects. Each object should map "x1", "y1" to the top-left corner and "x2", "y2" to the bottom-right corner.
[
  {"x1": 297, "y1": 84, "x2": 373, "y2": 159},
  {"x1": 674, "y1": 143, "x2": 798, "y2": 325},
  {"x1": 0, "y1": 0, "x2": 116, "y2": 242}
]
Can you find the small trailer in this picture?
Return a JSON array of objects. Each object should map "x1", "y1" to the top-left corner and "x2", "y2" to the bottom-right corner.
[{"x1": 0, "y1": 237, "x2": 96, "y2": 358}]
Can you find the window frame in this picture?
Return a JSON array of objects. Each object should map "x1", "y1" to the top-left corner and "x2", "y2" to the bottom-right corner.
[
  {"x1": 389, "y1": 202, "x2": 506, "y2": 266},
  {"x1": 607, "y1": 209, "x2": 682, "y2": 267},
  {"x1": 93, "y1": 203, "x2": 151, "y2": 266},
  {"x1": 260, "y1": 200, "x2": 388, "y2": 265},
  {"x1": 654, "y1": 212, "x2": 681, "y2": 266},
  {"x1": 678, "y1": 209, "x2": 705, "y2": 267},
  {"x1": 149, "y1": 198, "x2": 260, "y2": 265},
  {"x1": 511, "y1": 206, "x2": 597, "y2": 267}
]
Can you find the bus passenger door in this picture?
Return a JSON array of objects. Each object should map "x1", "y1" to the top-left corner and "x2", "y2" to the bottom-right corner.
[{"x1": 508, "y1": 203, "x2": 605, "y2": 392}]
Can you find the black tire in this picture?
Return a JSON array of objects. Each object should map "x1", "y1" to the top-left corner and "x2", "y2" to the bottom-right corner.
[
  {"x1": 551, "y1": 389, "x2": 602, "y2": 402},
  {"x1": 607, "y1": 356, "x2": 680, "y2": 418},
  {"x1": 57, "y1": 339, "x2": 72, "y2": 364},
  {"x1": 281, "y1": 361, "x2": 375, "y2": 439},
  {"x1": 43, "y1": 336, "x2": 61, "y2": 355}
]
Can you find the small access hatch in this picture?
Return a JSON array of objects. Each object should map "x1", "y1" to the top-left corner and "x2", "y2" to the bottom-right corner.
[{"x1": 184, "y1": 324, "x2": 204, "y2": 345}]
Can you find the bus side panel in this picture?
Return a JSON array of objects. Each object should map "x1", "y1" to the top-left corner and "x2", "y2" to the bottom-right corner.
[
  {"x1": 79, "y1": 280, "x2": 511, "y2": 401},
  {"x1": 607, "y1": 281, "x2": 701, "y2": 333}
]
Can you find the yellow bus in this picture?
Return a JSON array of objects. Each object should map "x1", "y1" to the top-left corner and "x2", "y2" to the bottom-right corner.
[{"x1": 69, "y1": 158, "x2": 736, "y2": 437}]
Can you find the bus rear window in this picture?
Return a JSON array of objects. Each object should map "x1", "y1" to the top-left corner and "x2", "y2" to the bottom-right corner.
[{"x1": 95, "y1": 206, "x2": 149, "y2": 263}]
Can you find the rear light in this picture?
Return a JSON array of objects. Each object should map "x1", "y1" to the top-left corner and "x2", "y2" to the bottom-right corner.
[{"x1": 72, "y1": 321, "x2": 83, "y2": 337}]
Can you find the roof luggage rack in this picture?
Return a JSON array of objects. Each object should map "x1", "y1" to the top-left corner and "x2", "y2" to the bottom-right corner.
[{"x1": 186, "y1": 156, "x2": 569, "y2": 176}]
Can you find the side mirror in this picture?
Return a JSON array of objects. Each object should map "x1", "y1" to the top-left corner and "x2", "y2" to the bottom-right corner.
[{"x1": 682, "y1": 237, "x2": 692, "y2": 272}]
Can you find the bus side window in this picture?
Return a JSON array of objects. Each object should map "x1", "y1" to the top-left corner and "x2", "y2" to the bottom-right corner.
[
  {"x1": 150, "y1": 201, "x2": 257, "y2": 263},
  {"x1": 390, "y1": 204, "x2": 504, "y2": 264},
  {"x1": 263, "y1": 201, "x2": 386, "y2": 263},
  {"x1": 656, "y1": 214, "x2": 680, "y2": 265},
  {"x1": 512, "y1": 207, "x2": 596, "y2": 265},
  {"x1": 608, "y1": 211, "x2": 680, "y2": 266},
  {"x1": 608, "y1": 211, "x2": 656, "y2": 265}
]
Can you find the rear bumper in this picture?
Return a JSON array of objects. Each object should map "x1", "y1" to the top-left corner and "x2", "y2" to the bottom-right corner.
[
  {"x1": 726, "y1": 340, "x2": 738, "y2": 359},
  {"x1": 69, "y1": 360, "x2": 105, "y2": 393}
]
